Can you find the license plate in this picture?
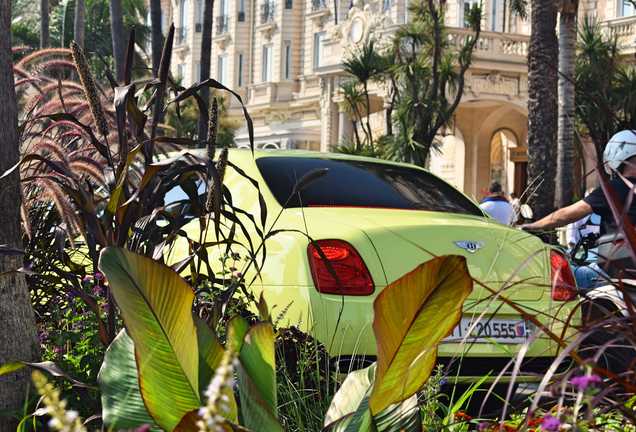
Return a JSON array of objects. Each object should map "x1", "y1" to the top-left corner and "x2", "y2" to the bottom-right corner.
[{"x1": 443, "y1": 318, "x2": 531, "y2": 344}]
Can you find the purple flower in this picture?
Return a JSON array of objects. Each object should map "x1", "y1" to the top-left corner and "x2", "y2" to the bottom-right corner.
[
  {"x1": 94, "y1": 271, "x2": 104, "y2": 281},
  {"x1": 92, "y1": 285, "x2": 103, "y2": 296},
  {"x1": 53, "y1": 345, "x2": 65, "y2": 356},
  {"x1": 478, "y1": 422, "x2": 492, "y2": 431},
  {"x1": 81, "y1": 275, "x2": 93, "y2": 286},
  {"x1": 134, "y1": 425, "x2": 152, "y2": 432},
  {"x1": 66, "y1": 289, "x2": 81, "y2": 300},
  {"x1": 570, "y1": 374, "x2": 602, "y2": 392},
  {"x1": 541, "y1": 415, "x2": 561, "y2": 432},
  {"x1": 37, "y1": 330, "x2": 48, "y2": 344}
]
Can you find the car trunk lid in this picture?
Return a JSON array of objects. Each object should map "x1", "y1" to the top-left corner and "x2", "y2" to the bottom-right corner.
[{"x1": 303, "y1": 207, "x2": 548, "y2": 301}]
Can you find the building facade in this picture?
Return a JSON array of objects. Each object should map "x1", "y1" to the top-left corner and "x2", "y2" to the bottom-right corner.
[{"x1": 158, "y1": 0, "x2": 636, "y2": 199}]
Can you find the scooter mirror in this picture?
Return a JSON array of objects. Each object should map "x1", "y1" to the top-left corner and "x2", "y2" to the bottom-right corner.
[{"x1": 520, "y1": 204, "x2": 533, "y2": 220}]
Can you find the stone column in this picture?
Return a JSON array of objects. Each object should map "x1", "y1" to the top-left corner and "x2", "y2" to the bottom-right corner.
[
  {"x1": 319, "y1": 77, "x2": 336, "y2": 152},
  {"x1": 338, "y1": 105, "x2": 353, "y2": 145}
]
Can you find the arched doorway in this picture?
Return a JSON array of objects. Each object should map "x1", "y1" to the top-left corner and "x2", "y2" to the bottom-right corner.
[
  {"x1": 489, "y1": 128, "x2": 527, "y2": 196},
  {"x1": 429, "y1": 133, "x2": 466, "y2": 190}
]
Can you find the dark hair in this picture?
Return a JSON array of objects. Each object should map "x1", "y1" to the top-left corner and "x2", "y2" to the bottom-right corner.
[{"x1": 489, "y1": 181, "x2": 503, "y2": 194}]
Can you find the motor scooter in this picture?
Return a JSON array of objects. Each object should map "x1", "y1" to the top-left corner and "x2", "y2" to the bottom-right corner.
[{"x1": 569, "y1": 232, "x2": 636, "y2": 372}]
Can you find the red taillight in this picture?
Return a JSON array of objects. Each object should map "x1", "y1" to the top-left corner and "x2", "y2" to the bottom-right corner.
[
  {"x1": 550, "y1": 250, "x2": 577, "y2": 301},
  {"x1": 307, "y1": 240, "x2": 374, "y2": 295}
]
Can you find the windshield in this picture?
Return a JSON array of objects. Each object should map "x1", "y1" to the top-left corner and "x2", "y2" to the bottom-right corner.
[{"x1": 256, "y1": 156, "x2": 483, "y2": 216}]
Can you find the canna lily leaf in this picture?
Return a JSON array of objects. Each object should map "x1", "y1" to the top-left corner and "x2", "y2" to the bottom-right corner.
[
  {"x1": 369, "y1": 255, "x2": 472, "y2": 414},
  {"x1": 98, "y1": 247, "x2": 201, "y2": 431},
  {"x1": 323, "y1": 364, "x2": 421, "y2": 432},
  {"x1": 195, "y1": 317, "x2": 238, "y2": 423},
  {"x1": 98, "y1": 330, "x2": 158, "y2": 430},
  {"x1": 236, "y1": 322, "x2": 283, "y2": 432}
]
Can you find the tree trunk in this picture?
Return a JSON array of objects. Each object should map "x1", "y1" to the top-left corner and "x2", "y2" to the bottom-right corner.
[
  {"x1": 527, "y1": 0, "x2": 558, "y2": 219},
  {"x1": 39, "y1": 0, "x2": 49, "y2": 48},
  {"x1": 74, "y1": 0, "x2": 85, "y2": 49},
  {"x1": 555, "y1": 2, "x2": 577, "y2": 207},
  {"x1": 109, "y1": 0, "x2": 126, "y2": 82},
  {"x1": 0, "y1": 1, "x2": 40, "y2": 429},
  {"x1": 197, "y1": 0, "x2": 215, "y2": 143},
  {"x1": 150, "y1": 0, "x2": 163, "y2": 76}
]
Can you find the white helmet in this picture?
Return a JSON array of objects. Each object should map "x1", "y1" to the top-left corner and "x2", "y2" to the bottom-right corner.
[{"x1": 603, "y1": 129, "x2": 636, "y2": 173}]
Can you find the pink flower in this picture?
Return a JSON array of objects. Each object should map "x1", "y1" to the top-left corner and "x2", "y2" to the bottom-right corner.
[
  {"x1": 541, "y1": 415, "x2": 561, "y2": 431},
  {"x1": 570, "y1": 374, "x2": 602, "y2": 392}
]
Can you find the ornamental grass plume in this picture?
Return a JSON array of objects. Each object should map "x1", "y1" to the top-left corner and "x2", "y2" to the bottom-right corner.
[
  {"x1": 205, "y1": 98, "x2": 221, "y2": 214},
  {"x1": 70, "y1": 41, "x2": 109, "y2": 140},
  {"x1": 31, "y1": 370, "x2": 86, "y2": 432},
  {"x1": 207, "y1": 97, "x2": 219, "y2": 160},
  {"x1": 197, "y1": 349, "x2": 238, "y2": 432}
]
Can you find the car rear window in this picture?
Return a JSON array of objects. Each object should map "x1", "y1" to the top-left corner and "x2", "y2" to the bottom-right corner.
[{"x1": 256, "y1": 156, "x2": 483, "y2": 216}]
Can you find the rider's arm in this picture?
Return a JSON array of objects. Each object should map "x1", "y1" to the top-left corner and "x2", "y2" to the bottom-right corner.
[{"x1": 521, "y1": 200, "x2": 593, "y2": 231}]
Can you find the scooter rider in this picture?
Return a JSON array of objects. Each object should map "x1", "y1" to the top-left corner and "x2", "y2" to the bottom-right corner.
[{"x1": 521, "y1": 130, "x2": 636, "y2": 236}]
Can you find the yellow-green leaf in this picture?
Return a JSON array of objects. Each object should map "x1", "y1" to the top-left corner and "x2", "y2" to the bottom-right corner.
[
  {"x1": 98, "y1": 330, "x2": 158, "y2": 430},
  {"x1": 369, "y1": 255, "x2": 472, "y2": 414},
  {"x1": 98, "y1": 247, "x2": 201, "y2": 431},
  {"x1": 237, "y1": 322, "x2": 283, "y2": 432}
]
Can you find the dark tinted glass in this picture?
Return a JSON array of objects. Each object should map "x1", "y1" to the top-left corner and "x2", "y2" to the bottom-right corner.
[{"x1": 256, "y1": 157, "x2": 483, "y2": 216}]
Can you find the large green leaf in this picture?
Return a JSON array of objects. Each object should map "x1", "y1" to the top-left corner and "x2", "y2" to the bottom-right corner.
[
  {"x1": 236, "y1": 322, "x2": 283, "y2": 432},
  {"x1": 98, "y1": 330, "x2": 158, "y2": 430},
  {"x1": 369, "y1": 255, "x2": 472, "y2": 414},
  {"x1": 323, "y1": 364, "x2": 421, "y2": 432},
  {"x1": 98, "y1": 247, "x2": 201, "y2": 431},
  {"x1": 195, "y1": 317, "x2": 238, "y2": 423}
]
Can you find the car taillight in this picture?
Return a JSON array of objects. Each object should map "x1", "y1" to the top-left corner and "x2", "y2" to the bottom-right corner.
[
  {"x1": 550, "y1": 250, "x2": 577, "y2": 301},
  {"x1": 307, "y1": 240, "x2": 374, "y2": 295}
]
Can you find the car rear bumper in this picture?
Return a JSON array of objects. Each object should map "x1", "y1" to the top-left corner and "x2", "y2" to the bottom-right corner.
[{"x1": 331, "y1": 355, "x2": 573, "y2": 384}]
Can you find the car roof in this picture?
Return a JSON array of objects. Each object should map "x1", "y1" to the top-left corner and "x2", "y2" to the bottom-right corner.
[{"x1": 188, "y1": 147, "x2": 429, "y2": 171}]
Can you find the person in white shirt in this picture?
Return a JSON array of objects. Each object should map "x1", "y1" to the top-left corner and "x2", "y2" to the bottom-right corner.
[{"x1": 479, "y1": 181, "x2": 514, "y2": 225}]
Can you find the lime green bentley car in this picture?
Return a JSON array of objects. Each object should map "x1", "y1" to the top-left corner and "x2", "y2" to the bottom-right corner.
[{"x1": 166, "y1": 149, "x2": 578, "y2": 380}]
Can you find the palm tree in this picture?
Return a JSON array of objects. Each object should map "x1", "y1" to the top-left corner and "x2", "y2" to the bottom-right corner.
[
  {"x1": 527, "y1": 0, "x2": 558, "y2": 218},
  {"x1": 197, "y1": 0, "x2": 215, "y2": 142},
  {"x1": 555, "y1": 0, "x2": 578, "y2": 207},
  {"x1": 109, "y1": 0, "x2": 126, "y2": 81},
  {"x1": 388, "y1": 0, "x2": 480, "y2": 167},
  {"x1": 40, "y1": 0, "x2": 49, "y2": 47},
  {"x1": 343, "y1": 40, "x2": 384, "y2": 147},
  {"x1": 0, "y1": 0, "x2": 40, "y2": 429},
  {"x1": 150, "y1": 0, "x2": 163, "y2": 76},
  {"x1": 339, "y1": 80, "x2": 365, "y2": 151},
  {"x1": 575, "y1": 19, "x2": 636, "y2": 157},
  {"x1": 74, "y1": 0, "x2": 86, "y2": 49}
]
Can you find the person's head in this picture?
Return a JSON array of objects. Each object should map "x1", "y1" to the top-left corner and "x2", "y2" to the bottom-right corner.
[
  {"x1": 488, "y1": 181, "x2": 503, "y2": 195},
  {"x1": 603, "y1": 129, "x2": 636, "y2": 174},
  {"x1": 510, "y1": 192, "x2": 518, "y2": 200}
]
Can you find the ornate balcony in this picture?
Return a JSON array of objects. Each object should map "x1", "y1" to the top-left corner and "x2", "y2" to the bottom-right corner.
[
  {"x1": 603, "y1": 16, "x2": 636, "y2": 55},
  {"x1": 446, "y1": 28, "x2": 529, "y2": 63}
]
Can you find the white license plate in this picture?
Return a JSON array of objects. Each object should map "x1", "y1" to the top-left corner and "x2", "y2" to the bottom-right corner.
[{"x1": 443, "y1": 318, "x2": 531, "y2": 344}]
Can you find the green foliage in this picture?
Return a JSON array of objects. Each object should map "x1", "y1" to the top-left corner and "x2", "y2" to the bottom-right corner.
[
  {"x1": 97, "y1": 247, "x2": 282, "y2": 431},
  {"x1": 323, "y1": 256, "x2": 473, "y2": 430},
  {"x1": 575, "y1": 18, "x2": 636, "y2": 158},
  {"x1": 98, "y1": 330, "x2": 158, "y2": 430},
  {"x1": 336, "y1": 0, "x2": 481, "y2": 165}
]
